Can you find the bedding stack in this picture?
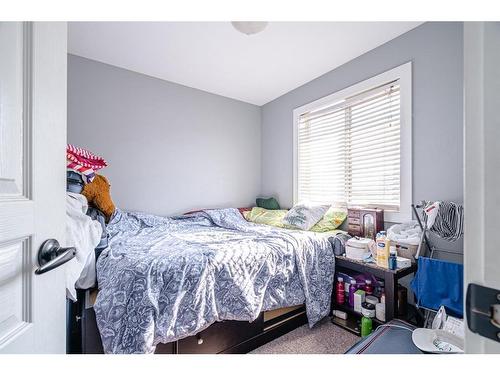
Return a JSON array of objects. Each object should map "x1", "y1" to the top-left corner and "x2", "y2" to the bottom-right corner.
[{"x1": 64, "y1": 144, "x2": 110, "y2": 300}]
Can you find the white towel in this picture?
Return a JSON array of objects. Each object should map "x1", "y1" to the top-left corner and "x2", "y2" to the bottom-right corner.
[
  {"x1": 387, "y1": 220, "x2": 422, "y2": 246},
  {"x1": 64, "y1": 192, "x2": 102, "y2": 301},
  {"x1": 424, "y1": 201, "x2": 441, "y2": 229}
]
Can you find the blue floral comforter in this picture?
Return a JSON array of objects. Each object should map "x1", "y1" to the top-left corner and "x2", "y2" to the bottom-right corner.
[{"x1": 94, "y1": 208, "x2": 335, "y2": 353}]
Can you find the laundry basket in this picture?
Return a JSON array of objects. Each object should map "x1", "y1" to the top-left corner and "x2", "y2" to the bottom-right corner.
[{"x1": 387, "y1": 221, "x2": 421, "y2": 262}]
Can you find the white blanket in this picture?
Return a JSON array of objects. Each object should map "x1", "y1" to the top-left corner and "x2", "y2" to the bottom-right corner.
[
  {"x1": 65, "y1": 192, "x2": 102, "y2": 301},
  {"x1": 387, "y1": 220, "x2": 422, "y2": 245}
]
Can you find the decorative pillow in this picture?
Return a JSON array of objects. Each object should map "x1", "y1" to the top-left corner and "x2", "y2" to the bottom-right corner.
[
  {"x1": 310, "y1": 206, "x2": 348, "y2": 232},
  {"x1": 256, "y1": 197, "x2": 280, "y2": 210},
  {"x1": 282, "y1": 204, "x2": 329, "y2": 230},
  {"x1": 245, "y1": 207, "x2": 288, "y2": 227}
]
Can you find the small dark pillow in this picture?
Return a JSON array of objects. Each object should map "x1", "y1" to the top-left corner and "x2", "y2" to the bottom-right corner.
[
  {"x1": 256, "y1": 197, "x2": 280, "y2": 210},
  {"x1": 329, "y1": 233, "x2": 352, "y2": 256}
]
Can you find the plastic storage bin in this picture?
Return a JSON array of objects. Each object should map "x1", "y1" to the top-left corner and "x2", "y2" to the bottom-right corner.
[{"x1": 395, "y1": 242, "x2": 418, "y2": 262}]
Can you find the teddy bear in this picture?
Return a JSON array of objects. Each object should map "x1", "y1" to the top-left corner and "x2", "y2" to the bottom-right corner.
[{"x1": 82, "y1": 174, "x2": 116, "y2": 222}]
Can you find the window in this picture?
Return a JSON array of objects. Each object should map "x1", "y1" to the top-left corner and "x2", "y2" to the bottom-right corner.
[{"x1": 293, "y1": 63, "x2": 412, "y2": 222}]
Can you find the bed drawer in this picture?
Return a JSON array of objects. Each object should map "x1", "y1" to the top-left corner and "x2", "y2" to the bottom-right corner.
[{"x1": 177, "y1": 317, "x2": 263, "y2": 354}]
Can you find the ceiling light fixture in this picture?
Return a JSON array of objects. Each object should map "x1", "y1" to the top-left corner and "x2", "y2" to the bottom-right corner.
[{"x1": 231, "y1": 22, "x2": 268, "y2": 35}]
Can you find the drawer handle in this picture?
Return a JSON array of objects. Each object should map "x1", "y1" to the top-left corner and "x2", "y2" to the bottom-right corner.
[{"x1": 196, "y1": 334, "x2": 203, "y2": 345}]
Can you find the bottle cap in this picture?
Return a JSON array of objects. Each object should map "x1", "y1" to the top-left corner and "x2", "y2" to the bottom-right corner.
[
  {"x1": 366, "y1": 279, "x2": 372, "y2": 285},
  {"x1": 337, "y1": 276, "x2": 343, "y2": 282},
  {"x1": 362, "y1": 302, "x2": 375, "y2": 310},
  {"x1": 350, "y1": 279, "x2": 356, "y2": 284},
  {"x1": 361, "y1": 302, "x2": 376, "y2": 317}
]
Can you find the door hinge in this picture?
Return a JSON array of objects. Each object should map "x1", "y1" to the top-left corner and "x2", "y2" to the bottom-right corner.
[{"x1": 466, "y1": 283, "x2": 500, "y2": 342}]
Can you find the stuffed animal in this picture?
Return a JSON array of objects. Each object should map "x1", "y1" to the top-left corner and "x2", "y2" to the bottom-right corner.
[{"x1": 82, "y1": 174, "x2": 115, "y2": 222}]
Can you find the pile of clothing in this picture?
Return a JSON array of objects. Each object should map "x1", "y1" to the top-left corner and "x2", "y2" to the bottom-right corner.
[
  {"x1": 67, "y1": 144, "x2": 107, "y2": 183},
  {"x1": 65, "y1": 144, "x2": 109, "y2": 301},
  {"x1": 421, "y1": 201, "x2": 464, "y2": 242}
]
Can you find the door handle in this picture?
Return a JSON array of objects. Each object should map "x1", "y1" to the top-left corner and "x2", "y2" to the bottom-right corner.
[
  {"x1": 35, "y1": 239, "x2": 76, "y2": 275},
  {"x1": 466, "y1": 283, "x2": 500, "y2": 342}
]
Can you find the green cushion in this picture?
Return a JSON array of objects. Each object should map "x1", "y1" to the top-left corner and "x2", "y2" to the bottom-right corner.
[
  {"x1": 244, "y1": 207, "x2": 288, "y2": 227},
  {"x1": 310, "y1": 206, "x2": 347, "y2": 232},
  {"x1": 256, "y1": 197, "x2": 280, "y2": 210}
]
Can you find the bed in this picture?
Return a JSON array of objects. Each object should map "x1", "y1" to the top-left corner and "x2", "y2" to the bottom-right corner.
[{"x1": 70, "y1": 207, "x2": 337, "y2": 354}]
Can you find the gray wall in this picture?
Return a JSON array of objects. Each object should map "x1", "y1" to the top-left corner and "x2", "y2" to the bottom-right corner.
[
  {"x1": 68, "y1": 54, "x2": 261, "y2": 216},
  {"x1": 261, "y1": 22, "x2": 464, "y2": 259}
]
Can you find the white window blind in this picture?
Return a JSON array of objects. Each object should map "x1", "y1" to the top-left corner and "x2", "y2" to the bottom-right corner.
[{"x1": 297, "y1": 80, "x2": 401, "y2": 211}]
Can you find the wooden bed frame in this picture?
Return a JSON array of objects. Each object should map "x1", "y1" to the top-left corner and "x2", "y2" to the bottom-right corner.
[{"x1": 67, "y1": 288, "x2": 309, "y2": 354}]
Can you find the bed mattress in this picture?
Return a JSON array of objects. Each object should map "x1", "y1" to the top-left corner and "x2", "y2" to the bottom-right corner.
[{"x1": 94, "y1": 208, "x2": 335, "y2": 353}]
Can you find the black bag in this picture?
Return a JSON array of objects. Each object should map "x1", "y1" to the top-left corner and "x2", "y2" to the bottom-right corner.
[
  {"x1": 67, "y1": 171, "x2": 84, "y2": 194},
  {"x1": 329, "y1": 233, "x2": 352, "y2": 256}
]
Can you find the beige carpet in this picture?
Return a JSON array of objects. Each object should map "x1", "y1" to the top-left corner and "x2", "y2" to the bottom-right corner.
[{"x1": 250, "y1": 317, "x2": 360, "y2": 354}]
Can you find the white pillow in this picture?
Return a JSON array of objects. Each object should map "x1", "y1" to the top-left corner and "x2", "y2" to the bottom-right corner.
[{"x1": 282, "y1": 204, "x2": 329, "y2": 230}]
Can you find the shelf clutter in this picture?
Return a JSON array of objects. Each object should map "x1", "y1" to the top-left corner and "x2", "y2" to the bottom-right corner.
[
  {"x1": 331, "y1": 257, "x2": 416, "y2": 337},
  {"x1": 331, "y1": 218, "x2": 418, "y2": 337}
]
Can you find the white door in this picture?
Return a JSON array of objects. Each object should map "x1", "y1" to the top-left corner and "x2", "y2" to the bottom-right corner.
[
  {"x1": 0, "y1": 22, "x2": 67, "y2": 353},
  {"x1": 464, "y1": 22, "x2": 500, "y2": 353}
]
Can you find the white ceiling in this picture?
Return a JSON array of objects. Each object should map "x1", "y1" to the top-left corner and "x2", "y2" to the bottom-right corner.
[{"x1": 68, "y1": 22, "x2": 422, "y2": 106}]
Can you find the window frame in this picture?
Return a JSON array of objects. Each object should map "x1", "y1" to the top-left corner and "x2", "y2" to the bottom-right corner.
[{"x1": 293, "y1": 62, "x2": 412, "y2": 222}]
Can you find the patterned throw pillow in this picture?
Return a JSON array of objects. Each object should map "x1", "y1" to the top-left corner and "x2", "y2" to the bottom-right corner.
[
  {"x1": 244, "y1": 207, "x2": 288, "y2": 227},
  {"x1": 282, "y1": 204, "x2": 329, "y2": 230},
  {"x1": 310, "y1": 206, "x2": 348, "y2": 232}
]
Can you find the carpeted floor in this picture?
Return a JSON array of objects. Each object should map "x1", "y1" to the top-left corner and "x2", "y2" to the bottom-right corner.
[{"x1": 249, "y1": 317, "x2": 360, "y2": 354}]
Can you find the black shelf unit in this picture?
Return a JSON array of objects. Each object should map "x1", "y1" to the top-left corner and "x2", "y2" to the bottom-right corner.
[
  {"x1": 332, "y1": 302, "x2": 385, "y2": 336},
  {"x1": 331, "y1": 255, "x2": 417, "y2": 336},
  {"x1": 334, "y1": 301, "x2": 385, "y2": 325},
  {"x1": 331, "y1": 315, "x2": 361, "y2": 335}
]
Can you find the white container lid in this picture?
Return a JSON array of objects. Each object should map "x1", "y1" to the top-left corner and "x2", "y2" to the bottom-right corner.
[
  {"x1": 366, "y1": 295, "x2": 379, "y2": 305},
  {"x1": 347, "y1": 237, "x2": 373, "y2": 248}
]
